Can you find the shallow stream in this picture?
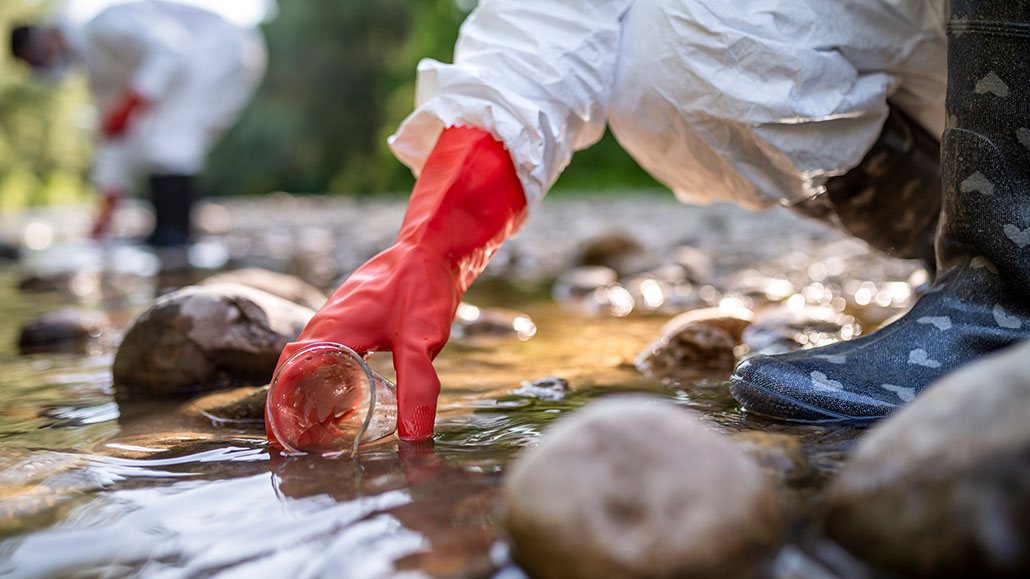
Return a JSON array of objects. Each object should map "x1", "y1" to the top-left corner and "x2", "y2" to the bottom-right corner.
[{"x1": 0, "y1": 197, "x2": 921, "y2": 577}]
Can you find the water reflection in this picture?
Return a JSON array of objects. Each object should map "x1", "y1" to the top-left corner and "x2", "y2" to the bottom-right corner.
[{"x1": 273, "y1": 441, "x2": 500, "y2": 576}]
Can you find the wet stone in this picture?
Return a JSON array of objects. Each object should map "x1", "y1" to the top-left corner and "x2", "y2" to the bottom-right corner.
[
  {"x1": 451, "y1": 303, "x2": 537, "y2": 341},
  {"x1": 722, "y1": 270, "x2": 797, "y2": 304},
  {"x1": 0, "y1": 241, "x2": 19, "y2": 263},
  {"x1": 672, "y1": 245, "x2": 715, "y2": 284},
  {"x1": 18, "y1": 308, "x2": 110, "y2": 351},
  {"x1": 730, "y1": 431, "x2": 810, "y2": 483},
  {"x1": 574, "y1": 232, "x2": 660, "y2": 278},
  {"x1": 17, "y1": 270, "x2": 99, "y2": 296},
  {"x1": 636, "y1": 307, "x2": 753, "y2": 379},
  {"x1": 742, "y1": 304, "x2": 860, "y2": 355},
  {"x1": 551, "y1": 266, "x2": 638, "y2": 316},
  {"x1": 551, "y1": 265, "x2": 618, "y2": 302},
  {"x1": 194, "y1": 386, "x2": 268, "y2": 425},
  {"x1": 622, "y1": 271, "x2": 700, "y2": 313},
  {"x1": 504, "y1": 396, "x2": 784, "y2": 579},
  {"x1": 510, "y1": 377, "x2": 571, "y2": 401},
  {"x1": 825, "y1": 340, "x2": 1030, "y2": 577},
  {"x1": 112, "y1": 283, "x2": 314, "y2": 398},
  {"x1": 199, "y1": 267, "x2": 328, "y2": 310}
]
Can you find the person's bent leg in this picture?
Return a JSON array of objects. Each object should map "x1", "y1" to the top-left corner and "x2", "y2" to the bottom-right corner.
[
  {"x1": 146, "y1": 174, "x2": 195, "y2": 247},
  {"x1": 609, "y1": 0, "x2": 946, "y2": 212},
  {"x1": 139, "y1": 107, "x2": 208, "y2": 248},
  {"x1": 89, "y1": 140, "x2": 137, "y2": 239},
  {"x1": 789, "y1": 105, "x2": 942, "y2": 265},
  {"x1": 730, "y1": 0, "x2": 1030, "y2": 422}
]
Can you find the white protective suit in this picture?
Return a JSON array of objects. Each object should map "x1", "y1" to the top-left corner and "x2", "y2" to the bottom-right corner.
[
  {"x1": 59, "y1": 1, "x2": 267, "y2": 191},
  {"x1": 389, "y1": 0, "x2": 948, "y2": 210}
]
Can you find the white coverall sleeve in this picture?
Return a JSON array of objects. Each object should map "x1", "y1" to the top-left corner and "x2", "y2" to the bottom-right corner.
[
  {"x1": 86, "y1": 5, "x2": 190, "y2": 100},
  {"x1": 388, "y1": 0, "x2": 635, "y2": 206}
]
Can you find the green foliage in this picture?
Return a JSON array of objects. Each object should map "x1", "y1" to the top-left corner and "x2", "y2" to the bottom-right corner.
[
  {"x1": 552, "y1": 130, "x2": 660, "y2": 193},
  {"x1": 4, "y1": 1, "x2": 661, "y2": 205},
  {"x1": 207, "y1": 0, "x2": 660, "y2": 197},
  {"x1": 204, "y1": 1, "x2": 418, "y2": 196},
  {"x1": 0, "y1": 1, "x2": 92, "y2": 211}
]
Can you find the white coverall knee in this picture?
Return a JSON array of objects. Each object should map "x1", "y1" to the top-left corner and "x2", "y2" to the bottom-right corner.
[
  {"x1": 389, "y1": 0, "x2": 947, "y2": 211},
  {"x1": 61, "y1": 1, "x2": 267, "y2": 192}
]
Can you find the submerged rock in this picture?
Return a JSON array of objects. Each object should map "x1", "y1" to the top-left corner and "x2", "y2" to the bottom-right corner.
[
  {"x1": 0, "y1": 448, "x2": 99, "y2": 536},
  {"x1": 825, "y1": 340, "x2": 1030, "y2": 577},
  {"x1": 636, "y1": 307, "x2": 753, "y2": 379},
  {"x1": 504, "y1": 396, "x2": 784, "y2": 579},
  {"x1": 730, "y1": 431, "x2": 810, "y2": 483},
  {"x1": 199, "y1": 267, "x2": 327, "y2": 310},
  {"x1": 194, "y1": 386, "x2": 268, "y2": 425},
  {"x1": 510, "y1": 377, "x2": 571, "y2": 401},
  {"x1": 17, "y1": 308, "x2": 110, "y2": 351},
  {"x1": 113, "y1": 283, "x2": 313, "y2": 398}
]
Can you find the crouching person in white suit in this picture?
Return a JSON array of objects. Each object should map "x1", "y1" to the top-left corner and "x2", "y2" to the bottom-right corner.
[{"x1": 12, "y1": 0, "x2": 266, "y2": 246}]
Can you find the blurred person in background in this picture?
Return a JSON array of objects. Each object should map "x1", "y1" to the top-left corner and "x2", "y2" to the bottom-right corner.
[
  {"x1": 10, "y1": 0, "x2": 266, "y2": 247},
  {"x1": 264, "y1": 0, "x2": 1028, "y2": 446}
]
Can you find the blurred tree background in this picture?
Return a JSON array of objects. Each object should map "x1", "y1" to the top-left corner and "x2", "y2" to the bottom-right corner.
[
  {"x1": 1, "y1": 0, "x2": 658, "y2": 212},
  {"x1": 0, "y1": 0, "x2": 93, "y2": 212}
]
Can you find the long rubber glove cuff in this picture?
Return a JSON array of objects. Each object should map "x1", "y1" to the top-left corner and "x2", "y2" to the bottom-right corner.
[
  {"x1": 266, "y1": 126, "x2": 527, "y2": 445},
  {"x1": 91, "y1": 188, "x2": 121, "y2": 240},
  {"x1": 102, "y1": 89, "x2": 146, "y2": 137}
]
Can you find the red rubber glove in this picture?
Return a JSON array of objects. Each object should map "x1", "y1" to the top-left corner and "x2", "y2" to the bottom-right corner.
[
  {"x1": 267, "y1": 126, "x2": 527, "y2": 445},
  {"x1": 101, "y1": 89, "x2": 146, "y2": 137},
  {"x1": 90, "y1": 189, "x2": 121, "y2": 240}
]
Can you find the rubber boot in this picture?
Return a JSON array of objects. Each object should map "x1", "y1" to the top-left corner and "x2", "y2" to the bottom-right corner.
[
  {"x1": 147, "y1": 174, "x2": 194, "y2": 247},
  {"x1": 790, "y1": 105, "x2": 942, "y2": 265},
  {"x1": 730, "y1": 0, "x2": 1030, "y2": 423}
]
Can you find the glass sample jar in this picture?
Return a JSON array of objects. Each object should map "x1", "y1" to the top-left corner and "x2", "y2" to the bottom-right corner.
[{"x1": 266, "y1": 342, "x2": 397, "y2": 457}]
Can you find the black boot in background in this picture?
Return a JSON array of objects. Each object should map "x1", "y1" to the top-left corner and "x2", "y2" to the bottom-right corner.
[
  {"x1": 147, "y1": 174, "x2": 195, "y2": 248},
  {"x1": 730, "y1": 0, "x2": 1030, "y2": 423}
]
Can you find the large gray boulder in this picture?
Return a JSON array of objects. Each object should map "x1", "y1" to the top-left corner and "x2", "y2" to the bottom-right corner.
[
  {"x1": 825, "y1": 339, "x2": 1030, "y2": 577},
  {"x1": 504, "y1": 396, "x2": 784, "y2": 579},
  {"x1": 113, "y1": 283, "x2": 314, "y2": 398}
]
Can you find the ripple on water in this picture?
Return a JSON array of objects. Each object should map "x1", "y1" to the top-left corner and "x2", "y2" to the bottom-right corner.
[{"x1": 0, "y1": 472, "x2": 422, "y2": 578}]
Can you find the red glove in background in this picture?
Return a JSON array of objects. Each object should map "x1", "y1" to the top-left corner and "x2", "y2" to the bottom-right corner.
[
  {"x1": 266, "y1": 126, "x2": 527, "y2": 445},
  {"x1": 101, "y1": 89, "x2": 146, "y2": 137},
  {"x1": 90, "y1": 189, "x2": 121, "y2": 240}
]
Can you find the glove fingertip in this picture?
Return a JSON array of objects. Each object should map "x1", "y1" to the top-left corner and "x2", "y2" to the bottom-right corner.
[
  {"x1": 393, "y1": 348, "x2": 441, "y2": 442},
  {"x1": 398, "y1": 403, "x2": 436, "y2": 442}
]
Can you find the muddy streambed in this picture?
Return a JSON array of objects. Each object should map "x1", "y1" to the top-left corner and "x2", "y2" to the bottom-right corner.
[{"x1": 0, "y1": 196, "x2": 926, "y2": 577}]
